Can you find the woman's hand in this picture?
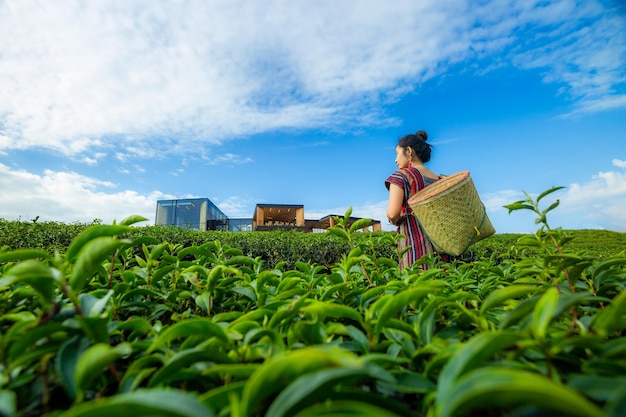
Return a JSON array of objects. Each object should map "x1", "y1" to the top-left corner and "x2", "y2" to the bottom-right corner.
[{"x1": 389, "y1": 213, "x2": 406, "y2": 226}]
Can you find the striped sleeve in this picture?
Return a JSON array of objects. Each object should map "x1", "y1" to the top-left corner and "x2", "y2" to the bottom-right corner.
[{"x1": 385, "y1": 170, "x2": 406, "y2": 191}]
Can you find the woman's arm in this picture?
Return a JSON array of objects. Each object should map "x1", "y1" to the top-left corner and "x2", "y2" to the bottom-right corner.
[{"x1": 387, "y1": 183, "x2": 405, "y2": 225}]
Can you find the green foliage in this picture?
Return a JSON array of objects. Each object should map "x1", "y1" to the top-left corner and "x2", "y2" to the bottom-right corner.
[{"x1": 0, "y1": 191, "x2": 625, "y2": 416}]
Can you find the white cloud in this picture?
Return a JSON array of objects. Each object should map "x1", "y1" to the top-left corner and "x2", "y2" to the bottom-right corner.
[
  {"x1": 483, "y1": 189, "x2": 526, "y2": 213},
  {"x1": 512, "y1": 9, "x2": 626, "y2": 114},
  {"x1": 561, "y1": 171, "x2": 626, "y2": 205},
  {"x1": 564, "y1": 95, "x2": 626, "y2": 116},
  {"x1": 1, "y1": 1, "x2": 622, "y2": 157},
  {"x1": 556, "y1": 170, "x2": 626, "y2": 230},
  {"x1": 82, "y1": 157, "x2": 98, "y2": 165},
  {"x1": 204, "y1": 153, "x2": 254, "y2": 166},
  {"x1": 169, "y1": 168, "x2": 185, "y2": 177},
  {"x1": 215, "y1": 196, "x2": 257, "y2": 218},
  {"x1": 0, "y1": 163, "x2": 172, "y2": 224},
  {"x1": 483, "y1": 167, "x2": 626, "y2": 232},
  {"x1": 613, "y1": 159, "x2": 626, "y2": 169}
]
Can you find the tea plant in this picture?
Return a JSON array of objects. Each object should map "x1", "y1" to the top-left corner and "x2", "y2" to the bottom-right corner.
[{"x1": 0, "y1": 188, "x2": 624, "y2": 417}]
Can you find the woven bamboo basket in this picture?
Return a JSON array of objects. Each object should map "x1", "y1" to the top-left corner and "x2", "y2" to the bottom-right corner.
[{"x1": 408, "y1": 171, "x2": 495, "y2": 256}]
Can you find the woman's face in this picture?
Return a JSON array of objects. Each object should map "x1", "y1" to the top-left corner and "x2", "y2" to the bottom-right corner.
[{"x1": 395, "y1": 145, "x2": 411, "y2": 169}]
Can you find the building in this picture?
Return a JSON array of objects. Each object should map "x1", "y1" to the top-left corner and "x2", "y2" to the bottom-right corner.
[
  {"x1": 155, "y1": 198, "x2": 228, "y2": 231},
  {"x1": 156, "y1": 199, "x2": 381, "y2": 232},
  {"x1": 253, "y1": 204, "x2": 382, "y2": 232},
  {"x1": 253, "y1": 204, "x2": 305, "y2": 231},
  {"x1": 227, "y1": 218, "x2": 254, "y2": 232}
]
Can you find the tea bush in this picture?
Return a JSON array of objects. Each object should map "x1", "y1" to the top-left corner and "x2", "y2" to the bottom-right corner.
[
  {"x1": 0, "y1": 220, "x2": 389, "y2": 270},
  {"x1": 1, "y1": 218, "x2": 624, "y2": 270},
  {"x1": 0, "y1": 189, "x2": 625, "y2": 416}
]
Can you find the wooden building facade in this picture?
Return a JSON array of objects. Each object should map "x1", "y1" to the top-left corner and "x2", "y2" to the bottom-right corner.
[{"x1": 252, "y1": 204, "x2": 381, "y2": 232}]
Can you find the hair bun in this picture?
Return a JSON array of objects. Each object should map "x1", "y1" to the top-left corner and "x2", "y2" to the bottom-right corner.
[{"x1": 415, "y1": 130, "x2": 428, "y2": 141}]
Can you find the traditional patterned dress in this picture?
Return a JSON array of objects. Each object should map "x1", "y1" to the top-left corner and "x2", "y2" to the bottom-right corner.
[{"x1": 385, "y1": 167, "x2": 449, "y2": 270}]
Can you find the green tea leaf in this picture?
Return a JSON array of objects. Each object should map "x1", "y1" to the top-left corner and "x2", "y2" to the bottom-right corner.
[
  {"x1": 0, "y1": 260, "x2": 58, "y2": 306},
  {"x1": 532, "y1": 287, "x2": 559, "y2": 339},
  {"x1": 79, "y1": 290, "x2": 114, "y2": 317},
  {"x1": 199, "y1": 380, "x2": 247, "y2": 413},
  {"x1": 515, "y1": 235, "x2": 542, "y2": 247},
  {"x1": 301, "y1": 301, "x2": 363, "y2": 324},
  {"x1": 374, "y1": 287, "x2": 440, "y2": 336},
  {"x1": 542, "y1": 199, "x2": 560, "y2": 215},
  {"x1": 56, "y1": 336, "x2": 91, "y2": 399},
  {"x1": 74, "y1": 343, "x2": 133, "y2": 400},
  {"x1": 207, "y1": 265, "x2": 241, "y2": 292},
  {"x1": 480, "y1": 285, "x2": 539, "y2": 313},
  {"x1": 591, "y1": 290, "x2": 626, "y2": 335},
  {"x1": 195, "y1": 291, "x2": 211, "y2": 313},
  {"x1": 77, "y1": 316, "x2": 111, "y2": 344},
  {"x1": 503, "y1": 202, "x2": 535, "y2": 213},
  {"x1": 202, "y1": 364, "x2": 260, "y2": 379},
  {"x1": 118, "y1": 368, "x2": 158, "y2": 394},
  {"x1": 0, "y1": 249, "x2": 52, "y2": 263},
  {"x1": 148, "y1": 242, "x2": 170, "y2": 261},
  {"x1": 320, "y1": 282, "x2": 350, "y2": 301},
  {"x1": 240, "y1": 346, "x2": 362, "y2": 417},
  {"x1": 146, "y1": 318, "x2": 229, "y2": 353},
  {"x1": 225, "y1": 255, "x2": 258, "y2": 266},
  {"x1": 438, "y1": 366, "x2": 604, "y2": 417},
  {"x1": 359, "y1": 286, "x2": 386, "y2": 309},
  {"x1": 377, "y1": 369, "x2": 436, "y2": 394},
  {"x1": 266, "y1": 365, "x2": 393, "y2": 417},
  {"x1": 498, "y1": 295, "x2": 540, "y2": 329},
  {"x1": 58, "y1": 388, "x2": 215, "y2": 417},
  {"x1": 148, "y1": 348, "x2": 234, "y2": 387},
  {"x1": 66, "y1": 224, "x2": 131, "y2": 262},
  {"x1": 567, "y1": 374, "x2": 626, "y2": 402},
  {"x1": 327, "y1": 227, "x2": 350, "y2": 241},
  {"x1": 276, "y1": 276, "x2": 305, "y2": 293},
  {"x1": 436, "y1": 331, "x2": 522, "y2": 407},
  {"x1": 349, "y1": 218, "x2": 373, "y2": 234},
  {"x1": 536, "y1": 186, "x2": 565, "y2": 203},
  {"x1": 8, "y1": 322, "x2": 66, "y2": 362},
  {"x1": 592, "y1": 257, "x2": 626, "y2": 280},
  {"x1": 118, "y1": 215, "x2": 149, "y2": 226},
  {"x1": 229, "y1": 309, "x2": 274, "y2": 326},
  {"x1": 70, "y1": 237, "x2": 130, "y2": 292},
  {"x1": 268, "y1": 296, "x2": 308, "y2": 329},
  {"x1": 116, "y1": 317, "x2": 153, "y2": 337}
]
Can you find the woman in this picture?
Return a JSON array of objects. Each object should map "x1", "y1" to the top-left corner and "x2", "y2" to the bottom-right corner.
[{"x1": 385, "y1": 130, "x2": 449, "y2": 270}]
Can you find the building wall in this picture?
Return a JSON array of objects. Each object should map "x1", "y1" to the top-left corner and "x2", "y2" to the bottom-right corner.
[{"x1": 155, "y1": 198, "x2": 228, "y2": 231}]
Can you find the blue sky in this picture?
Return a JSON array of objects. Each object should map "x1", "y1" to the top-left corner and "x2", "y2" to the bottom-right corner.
[{"x1": 1, "y1": 0, "x2": 625, "y2": 233}]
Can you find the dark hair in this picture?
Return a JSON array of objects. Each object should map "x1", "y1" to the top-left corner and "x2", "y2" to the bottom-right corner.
[{"x1": 397, "y1": 130, "x2": 431, "y2": 163}]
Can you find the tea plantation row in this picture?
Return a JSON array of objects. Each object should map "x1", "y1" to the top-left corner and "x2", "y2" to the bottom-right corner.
[
  {"x1": 1, "y1": 218, "x2": 625, "y2": 269},
  {"x1": 1, "y1": 202, "x2": 625, "y2": 416}
]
